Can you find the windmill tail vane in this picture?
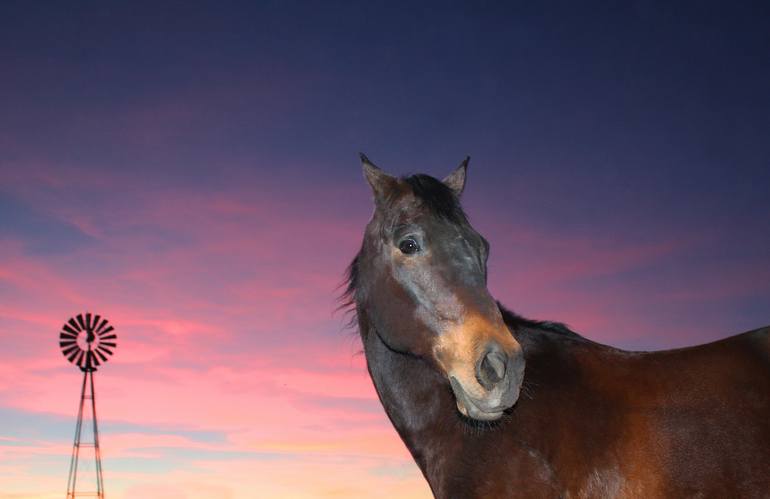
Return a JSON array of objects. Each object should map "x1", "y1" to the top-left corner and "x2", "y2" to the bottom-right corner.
[{"x1": 60, "y1": 313, "x2": 117, "y2": 498}]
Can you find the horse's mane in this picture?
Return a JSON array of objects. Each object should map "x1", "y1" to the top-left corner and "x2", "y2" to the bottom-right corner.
[
  {"x1": 338, "y1": 173, "x2": 581, "y2": 340},
  {"x1": 338, "y1": 251, "x2": 360, "y2": 329},
  {"x1": 401, "y1": 173, "x2": 469, "y2": 224},
  {"x1": 498, "y1": 304, "x2": 582, "y2": 339}
]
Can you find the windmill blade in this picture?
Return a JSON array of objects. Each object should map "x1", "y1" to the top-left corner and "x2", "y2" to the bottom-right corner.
[
  {"x1": 76, "y1": 314, "x2": 86, "y2": 330},
  {"x1": 62, "y1": 324, "x2": 79, "y2": 337},
  {"x1": 67, "y1": 349, "x2": 80, "y2": 363},
  {"x1": 59, "y1": 340, "x2": 76, "y2": 349},
  {"x1": 95, "y1": 317, "x2": 109, "y2": 333},
  {"x1": 92, "y1": 315, "x2": 103, "y2": 332},
  {"x1": 62, "y1": 344, "x2": 80, "y2": 356},
  {"x1": 100, "y1": 334, "x2": 117, "y2": 341},
  {"x1": 85, "y1": 313, "x2": 93, "y2": 331},
  {"x1": 100, "y1": 341, "x2": 116, "y2": 348},
  {"x1": 66, "y1": 319, "x2": 81, "y2": 333},
  {"x1": 76, "y1": 350, "x2": 86, "y2": 367},
  {"x1": 98, "y1": 326, "x2": 115, "y2": 336},
  {"x1": 95, "y1": 349, "x2": 108, "y2": 362},
  {"x1": 60, "y1": 331, "x2": 77, "y2": 341},
  {"x1": 97, "y1": 346, "x2": 114, "y2": 356}
]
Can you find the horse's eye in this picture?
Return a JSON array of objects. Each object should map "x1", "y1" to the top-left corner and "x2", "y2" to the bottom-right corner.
[{"x1": 398, "y1": 238, "x2": 420, "y2": 255}]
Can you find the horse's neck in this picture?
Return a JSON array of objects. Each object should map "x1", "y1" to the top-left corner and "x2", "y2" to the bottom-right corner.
[
  {"x1": 360, "y1": 322, "x2": 460, "y2": 488},
  {"x1": 361, "y1": 320, "x2": 567, "y2": 497}
]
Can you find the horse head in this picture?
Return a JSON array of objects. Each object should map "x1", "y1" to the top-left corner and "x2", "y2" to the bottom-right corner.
[{"x1": 351, "y1": 154, "x2": 524, "y2": 421}]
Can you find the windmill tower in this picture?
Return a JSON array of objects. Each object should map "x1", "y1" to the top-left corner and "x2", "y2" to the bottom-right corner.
[{"x1": 59, "y1": 313, "x2": 117, "y2": 498}]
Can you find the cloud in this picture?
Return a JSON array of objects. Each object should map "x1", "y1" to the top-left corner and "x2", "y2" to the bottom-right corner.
[{"x1": 2, "y1": 147, "x2": 768, "y2": 498}]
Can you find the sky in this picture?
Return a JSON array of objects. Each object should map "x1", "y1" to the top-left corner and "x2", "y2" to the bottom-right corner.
[{"x1": 1, "y1": 1, "x2": 769, "y2": 497}]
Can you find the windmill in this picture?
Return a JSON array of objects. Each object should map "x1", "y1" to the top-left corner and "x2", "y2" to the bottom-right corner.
[{"x1": 59, "y1": 313, "x2": 117, "y2": 498}]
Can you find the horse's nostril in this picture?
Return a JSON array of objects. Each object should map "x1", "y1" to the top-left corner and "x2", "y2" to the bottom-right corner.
[{"x1": 477, "y1": 347, "x2": 507, "y2": 390}]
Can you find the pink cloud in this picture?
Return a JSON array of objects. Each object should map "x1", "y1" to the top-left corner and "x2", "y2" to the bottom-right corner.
[{"x1": 2, "y1": 159, "x2": 766, "y2": 498}]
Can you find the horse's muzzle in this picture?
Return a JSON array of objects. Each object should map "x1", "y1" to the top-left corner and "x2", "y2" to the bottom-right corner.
[{"x1": 449, "y1": 344, "x2": 525, "y2": 421}]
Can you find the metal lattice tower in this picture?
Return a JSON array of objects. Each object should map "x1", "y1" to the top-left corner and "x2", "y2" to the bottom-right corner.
[{"x1": 59, "y1": 313, "x2": 117, "y2": 499}]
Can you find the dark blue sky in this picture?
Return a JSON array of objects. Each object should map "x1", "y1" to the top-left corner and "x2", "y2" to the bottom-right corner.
[
  {"x1": 3, "y1": 1, "x2": 769, "y2": 217},
  {"x1": 2, "y1": 0, "x2": 769, "y2": 342}
]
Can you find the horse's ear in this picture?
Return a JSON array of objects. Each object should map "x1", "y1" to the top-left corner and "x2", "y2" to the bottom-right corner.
[
  {"x1": 360, "y1": 153, "x2": 397, "y2": 202},
  {"x1": 443, "y1": 156, "x2": 470, "y2": 197}
]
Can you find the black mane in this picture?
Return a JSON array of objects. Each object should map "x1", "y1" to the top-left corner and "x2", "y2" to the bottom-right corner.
[
  {"x1": 498, "y1": 304, "x2": 581, "y2": 339},
  {"x1": 338, "y1": 251, "x2": 360, "y2": 329},
  {"x1": 401, "y1": 173, "x2": 468, "y2": 224}
]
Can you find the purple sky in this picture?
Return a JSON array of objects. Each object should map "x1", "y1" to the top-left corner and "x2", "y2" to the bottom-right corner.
[{"x1": 1, "y1": 1, "x2": 769, "y2": 497}]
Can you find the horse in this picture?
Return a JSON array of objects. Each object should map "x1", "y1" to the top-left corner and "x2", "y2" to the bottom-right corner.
[{"x1": 342, "y1": 154, "x2": 770, "y2": 498}]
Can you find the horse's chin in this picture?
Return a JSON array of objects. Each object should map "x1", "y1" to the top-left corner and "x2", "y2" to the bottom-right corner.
[
  {"x1": 450, "y1": 376, "x2": 515, "y2": 422},
  {"x1": 456, "y1": 399, "x2": 504, "y2": 421}
]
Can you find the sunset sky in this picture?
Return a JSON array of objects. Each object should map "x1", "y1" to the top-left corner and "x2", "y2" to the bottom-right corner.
[{"x1": 1, "y1": 1, "x2": 769, "y2": 498}]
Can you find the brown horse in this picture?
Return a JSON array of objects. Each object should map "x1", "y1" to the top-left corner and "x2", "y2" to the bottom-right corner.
[{"x1": 342, "y1": 155, "x2": 770, "y2": 498}]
